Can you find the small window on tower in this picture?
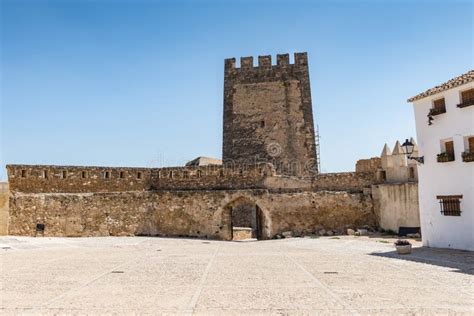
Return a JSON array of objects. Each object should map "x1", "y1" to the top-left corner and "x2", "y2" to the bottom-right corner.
[
  {"x1": 137, "y1": 172, "x2": 142, "y2": 179},
  {"x1": 61, "y1": 171, "x2": 67, "y2": 179},
  {"x1": 260, "y1": 120, "x2": 265, "y2": 128},
  {"x1": 104, "y1": 171, "x2": 110, "y2": 179},
  {"x1": 120, "y1": 171, "x2": 125, "y2": 179},
  {"x1": 21, "y1": 170, "x2": 27, "y2": 178},
  {"x1": 82, "y1": 171, "x2": 88, "y2": 179},
  {"x1": 43, "y1": 170, "x2": 49, "y2": 179}
]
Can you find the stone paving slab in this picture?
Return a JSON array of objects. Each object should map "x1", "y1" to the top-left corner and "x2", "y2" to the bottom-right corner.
[{"x1": 0, "y1": 236, "x2": 472, "y2": 315}]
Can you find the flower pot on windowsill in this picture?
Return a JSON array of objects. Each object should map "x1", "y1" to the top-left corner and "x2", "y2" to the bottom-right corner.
[
  {"x1": 394, "y1": 240, "x2": 412, "y2": 254},
  {"x1": 437, "y1": 152, "x2": 455, "y2": 163},
  {"x1": 429, "y1": 108, "x2": 446, "y2": 116},
  {"x1": 457, "y1": 101, "x2": 474, "y2": 108},
  {"x1": 462, "y1": 151, "x2": 474, "y2": 162}
]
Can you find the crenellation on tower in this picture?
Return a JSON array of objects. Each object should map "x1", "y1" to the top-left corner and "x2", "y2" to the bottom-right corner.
[
  {"x1": 294, "y1": 52, "x2": 308, "y2": 65},
  {"x1": 224, "y1": 58, "x2": 236, "y2": 73},
  {"x1": 240, "y1": 56, "x2": 254, "y2": 70},
  {"x1": 258, "y1": 55, "x2": 272, "y2": 69},
  {"x1": 276, "y1": 53, "x2": 289, "y2": 66}
]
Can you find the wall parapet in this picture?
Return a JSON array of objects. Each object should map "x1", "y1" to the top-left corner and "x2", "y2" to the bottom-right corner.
[
  {"x1": 6, "y1": 163, "x2": 276, "y2": 193},
  {"x1": 311, "y1": 172, "x2": 378, "y2": 192},
  {"x1": 224, "y1": 52, "x2": 308, "y2": 75}
]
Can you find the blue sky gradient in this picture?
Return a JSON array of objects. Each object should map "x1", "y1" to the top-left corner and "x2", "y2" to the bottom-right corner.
[{"x1": 1, "y1": 0, "x2": 472, "y2": 180}]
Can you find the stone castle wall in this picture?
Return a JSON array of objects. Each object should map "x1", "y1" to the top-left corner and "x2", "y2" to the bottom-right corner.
[
  {"x1": 311, "y1": 172, "x2": 378, "y2": 192},
  {"x1": 7, "y1": 164, "x2": 377, "y2": 194},
  {"x1": 355, "y1": 157, "x2": 382, "y2": 173},
  {"x1": 6, "y1": 164, "x2": 379, "y2": 239},
  {"x1": 223, "y1": 53, "x2": 317, "y2": 176},
  {"x1": 6, "y1": 163, "x2": 275, "y2": 194},
  {"x1": 8, "y1": 189, "x2": 374, "y2": 239},
  {"x1": 0, "y1": 183, "x2": 9, "y2": 235}
]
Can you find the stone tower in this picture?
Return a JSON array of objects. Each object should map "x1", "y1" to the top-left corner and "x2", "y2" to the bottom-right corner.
[{"x1": 222, "y1": 52, "x2": 317, "y2": 176}]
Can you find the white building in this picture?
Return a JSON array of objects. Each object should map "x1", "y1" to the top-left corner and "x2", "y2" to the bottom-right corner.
[{"x1": 408, "y1": 70, "x2": 474, "y2": 251}]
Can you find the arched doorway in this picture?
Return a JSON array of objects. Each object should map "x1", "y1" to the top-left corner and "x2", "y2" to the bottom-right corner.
[{"x1": 224, "y1": 197, "x2": 267, "y2": 240}]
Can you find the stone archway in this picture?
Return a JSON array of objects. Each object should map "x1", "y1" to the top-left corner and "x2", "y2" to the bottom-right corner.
[{"x1": 224, "y1": 196, "x2": 269, "y2": 240}]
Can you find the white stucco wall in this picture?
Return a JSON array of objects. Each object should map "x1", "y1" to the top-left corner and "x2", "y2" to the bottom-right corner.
[{"x1": 412, "y1": 82, "x2": 474, "y2": 251}]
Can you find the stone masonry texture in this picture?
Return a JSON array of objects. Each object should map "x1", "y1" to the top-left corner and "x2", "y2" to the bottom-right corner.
[{"x1": 223, "y1": 53, "x2": 317, "y2": 177}]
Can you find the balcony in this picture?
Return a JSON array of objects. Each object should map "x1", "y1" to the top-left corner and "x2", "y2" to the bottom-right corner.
[
  {"x1": 462, "y1": 151, "x2": 474, "y2": 162},
  {"x1": 437, "y1": 152, "x2": 455, "y2": 163},
  {"x1": 429, "y1": 107, "x2": 446, "y2": 116},
  {"x1": 457, "y1": 100, "x2": 474, "y2": 108}
]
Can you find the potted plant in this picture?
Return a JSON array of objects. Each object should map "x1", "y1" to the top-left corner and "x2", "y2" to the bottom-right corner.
[
  {"x1": 437, "y1": 152, "x2": 454, "y2": 163},
  {"x1": 394, "y1": 239, "x2": 412, "y2": 254}
]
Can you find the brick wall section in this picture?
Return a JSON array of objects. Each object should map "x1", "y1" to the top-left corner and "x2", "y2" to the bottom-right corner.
[
  {"x1": 6, "y1": 163, "x2": 276, "y2": 193},
  {"x1": 223, "y1": 53, "x2": 317, "y2": 176}
]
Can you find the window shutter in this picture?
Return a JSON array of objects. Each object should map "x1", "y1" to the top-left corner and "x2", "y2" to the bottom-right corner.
[
  {"x1": 445, "y1": 141, "x2": 455, "y2": 157},
  {"x1": 462, "y1": 89, "x2": 474, "y2": 103},
  {"x1": 469, "y1": 137, "x2": 474, "y2": 152},
  {"x1": 433, "y1": 98, "x2": 446, "y2": 111}
]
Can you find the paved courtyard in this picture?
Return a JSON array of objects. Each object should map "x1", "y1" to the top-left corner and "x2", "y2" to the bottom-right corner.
[{"x1": 0, "y1": 236, "x2": 473, "y2": 315}]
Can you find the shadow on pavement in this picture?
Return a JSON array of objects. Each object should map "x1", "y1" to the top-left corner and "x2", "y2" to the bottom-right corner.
[{"x1": 370, "y1": 246, "x2": 474, "y2": 275}]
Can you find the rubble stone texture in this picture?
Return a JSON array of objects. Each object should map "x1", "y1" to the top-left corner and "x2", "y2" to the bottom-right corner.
[
  {"x1": 223, "y1": 53, "x2": 317, "y2": 176},
  {"x1": 0, "y1": 183, "x2": 8, "y2": 235}
]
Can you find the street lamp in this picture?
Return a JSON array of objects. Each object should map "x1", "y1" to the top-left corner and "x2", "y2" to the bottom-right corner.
[{"x1": 402, "y1": 139, "x2": 424, "y2": 164}]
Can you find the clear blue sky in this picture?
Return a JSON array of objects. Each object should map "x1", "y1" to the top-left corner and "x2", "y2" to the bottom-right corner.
[{"x1": 1, "y1": 0, "x2": 472, "y2": 181}]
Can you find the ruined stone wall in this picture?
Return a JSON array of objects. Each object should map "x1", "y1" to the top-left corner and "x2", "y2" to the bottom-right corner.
[
  {"x1": 263, "y1": 172, "x2": 378, "y2": 193},
  {"x1": 355, "y1": 157, "x2": 381, "y2": 173},
  {"x1": 6, "y1": 163, "x2": 275, "y2": 194},
  {"x1": 223, "y1": 53, "x2": 317, "y2": 176},
  {"x1": 259, "y1": 191, "x2": 375, "y2": 236},
  {"x1": 8, "y1": 189, "x2": 376, "y2": 240},
  {"x1": 310, "y1": 172, "x2": 378, "y2": 192},
  {"x1": 0, "y1": 183, "x2": 9, "y2": 235}
]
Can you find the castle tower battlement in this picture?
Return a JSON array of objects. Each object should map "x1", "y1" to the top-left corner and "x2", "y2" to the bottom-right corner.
[
  {"x1": 224, "y1": 53, "x2": 308, "y2": 74},
  {"x1": 223, "y1": 52, "x2": 317, "y2": 177}
]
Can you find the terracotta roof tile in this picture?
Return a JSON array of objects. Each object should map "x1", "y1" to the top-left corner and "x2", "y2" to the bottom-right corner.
[{"x1": 407, "y1": 70, "x2": 474, "y2": 102}]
